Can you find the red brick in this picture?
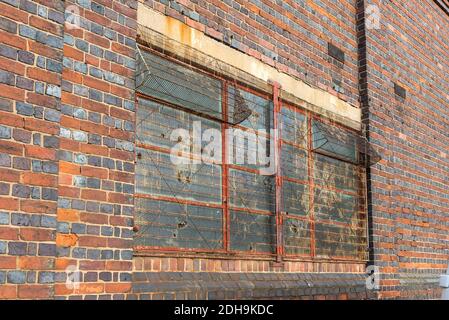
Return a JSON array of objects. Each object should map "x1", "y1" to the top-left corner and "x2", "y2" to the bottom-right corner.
[
  {"x1": 18, "y1": 256, "x2": 53, "y2": 270},
  {"x1": 0, "y1": 168, "x2": 21, "y2": 182},
  {"x1": 78, "y1": 235, "x2": 108, "y2": 247},
  {"x1": 0, "y1": 83, "x2": 25, "y2": 101},
  {"x1": 0, "y1": 226, "x2": 19, "y2": 240},
  {"x1": 85, "y1": 31, "x2": 110, "y2": 49},
  {"x1": 0, "y1": 54, "x2": 26, "y2": 74},
  {"x1": 63, "y1": 45, "x2": 84, "y2": 61},
  {"x1": 0, "y1": 256, "x2": 17, "y2": 269},
  {"x1": 0, "y1": 286, "x2": 17, "y2": 299},
  {"x1": 0, "y1": 2, "x2": 29, "y2": 23},
  {"x1": 18, "y1": 285, "x2": 52, "y2": 299},
  {"x1": 29, "y1": 15, "x2": 62, "y2": 34},
  {"x1": 83, "y1": 75, "x2": 110, "y2": 92},
  {"x1": 0, "y1": 111, "x2": 24, "y2": 127},
  {"x1": 24, "y1": 118, "x2": 59, "y2": 135},
  {"x1": 28, "y1": 40, "x2": 61, "y2": 60},
  {"x1": 105, "y1": 283, "x2": 132, "y2": 294},
  {"x1": 81, "y1": 189, "x2": 107, "y2": 201},
  {"x1": 81, "y1": 166, "x2": 108, "y2": 179},
  {"x1": 20, "y1": 200, "x2": 57, "y2": 214},
  {"x1": 29, "y1": 90, "x2": 59, "y2": 107},
  {"x1": 57, "y1": 209, "x2": 80, "y2": 222},
  {"x1": 59, "y1": 186, "x2": 80, "y2": 198},
  {"x1": 21, "y1": 172, "x2": 58, "y2": 187},
  {"x1": 27, "y1": 67, "x2": 61, "y2": 85},
  {"x1": 20, "y1": 228, "x2": 55, "y2": 242},
  {"x1": 0, "y1": 196, "x2": 19, "y2": 211},
  {"x1": 24, "y1": 145, "x2": 57, "y2": 161}
]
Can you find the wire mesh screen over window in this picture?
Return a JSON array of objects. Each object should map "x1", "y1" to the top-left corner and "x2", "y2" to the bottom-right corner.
[{"x1": 135, "y1": 48, "x2": 368, "y2": 260}]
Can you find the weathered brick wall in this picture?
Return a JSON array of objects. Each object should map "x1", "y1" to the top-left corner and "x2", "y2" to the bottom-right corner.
[
  {"x1": 2, "y1": 0, "x2": 448, "y2": 300},
  {"x1": 0, "y1": 0, "x2": 138, "y2": 299},
  {"x1": 360, "y1": 0, "x2": 449, "y2": 299},
  {"x1": 0, "y1": 0, "x2": 64, "y2": 299},
  {"x1": 54, "y1": 0, "x2": 137, "y2": 299}
]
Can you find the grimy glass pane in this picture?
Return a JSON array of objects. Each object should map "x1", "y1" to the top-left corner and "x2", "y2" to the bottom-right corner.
[
  {"x1": 230, "y1": 210, "x2": 275, "y2": 253},
  {"x1": 136, "y1": 97, "x2": 221, "y2": 151},
  {"x1": 136, "y1": 148, "x2": 222, "y2": 204},
  {"x1": 282, "y1": 180, "x2": 309, "y2": 216},
  {"x1": 314, "y1": 221, "x2": 367, "y2": 259},
  {"x1": 313, "y1": 188, "x2": 359, "y2": 224},
  {"x1": 283, "y1": 218, "x2": 311, "y2": 255},
  {"x1": 135, "y1": 198, "x2": 223, "y2": 250},
  {"x1": 228, "y1": 128, "x2": 272, "y2": 171},
  {"x1": 313, "y1": 153, "x2": 359, "y2": 192},
  {"x1": 228, "y1": 85, "x2": 273, "y2": 129},
  {"x1": 137, "y1": 49, "x2": 222, "y2": 120},
  {"x1": 312, "y1": 119, "x2": 357, "y2": 162},
  {"x1": 281, "y1": 144, "x2": 308, "y2": 181},
  {"x1": 228, "y1": 168, "x2": 275, "y2": 213},
  {"x1": 280, "y1": 107, "x2": 307, "y2": 147}
]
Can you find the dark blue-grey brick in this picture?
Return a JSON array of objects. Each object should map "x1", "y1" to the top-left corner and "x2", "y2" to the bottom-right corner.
[
  {"x1": 12, "y1": 184, "x2": 31, "y2": 199},
  {"x1": 8, "y1": 242, "x2": 27, "y2": 255},
  {"x1": 7, "y1": 271, "x2": 26, "y2": 284}
]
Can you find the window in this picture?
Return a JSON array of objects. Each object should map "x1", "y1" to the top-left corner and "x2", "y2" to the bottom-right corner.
[{"x1": 134, "y1": 47, "x2": 367, "y2": 261}]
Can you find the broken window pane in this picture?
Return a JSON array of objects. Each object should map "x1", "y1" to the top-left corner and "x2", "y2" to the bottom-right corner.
[
  {"x1": 230, "y1": 210, "x2": 275, "y2": 253},
  {"x1": 228, "y1": 85, "x2": 273, "y2": 129},
  {"x1": 283, "y1": 218, "x2": 311, "y2": 255},
  {"x1": 312, "y1": 119, "x2": 358, "y2": 162},
  {"x1": 137, "y1": 49, "x2": 223, "y2": 120}
]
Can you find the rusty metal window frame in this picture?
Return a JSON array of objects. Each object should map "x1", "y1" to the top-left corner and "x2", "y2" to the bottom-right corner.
[{"x1": 134, "y1": 45, "x2": 368, "y2": 262}]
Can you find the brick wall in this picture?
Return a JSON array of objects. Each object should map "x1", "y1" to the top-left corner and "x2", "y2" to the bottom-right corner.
[
  {"x1": 54, "y1": 0, "x2": 137, "y2": 299},
  {"x1": 360, "y1": 0, "x2": 449, "y2": 299},
  {"x1": 0, "y1": 0, "x2": 65, "y2": 299},
  {"x1": 1, "y1": 0, "x2": 448, "y2": 300},
  {"x1": 0, "y1": 0, "x2": 138, "y2": 299}
]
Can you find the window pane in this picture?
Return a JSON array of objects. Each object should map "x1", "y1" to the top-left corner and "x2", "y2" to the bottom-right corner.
[
  {"x1": 228, "y1": 86, "x2": 273, "y2": 129},
  {"x1": 281, "y1": 107, "x2": 307, "y2": 147},
  {"x1": 136, "y1": 98, "x2": 221, "y2": 152},
  {"x1": 283, "y1": 218, "x2": 311, "y2": 255},
  {"x1": 281, "y1": 144, "x2": 308, "y2": 181},
  {"x1": 312, "y1": 119, "x2": 357, "y2": 162},
  {"x1": 137, "y1": 50, "x2": 223, "y2": 119},
  {"x1": 135, "y1": 198, "x2": 223, "y2": 250},
  {"x1": 227, "y1": 128, "x2": 273, "y2": 170},
  {"x1": 315, "y1": 221, "x2": 367, "y2": 259},
  {"x1": 136, "y1": 148, "x2": 222, "y2": 204},
  {"x1": 313, "y1": 189, "x2": 360, "y2": 224},
  {"x1": 230, "y1": 211, "x2": 275, "y2": 253},
  {"x1": 282, "y1": 180, "x2": 309, "y2": 216},
  {"x1": 228, "y1": 169, "x2": 275, "y2": 212},
  {"x1": 314, "y1": 153, "x2": 360, "y2": 192}
]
